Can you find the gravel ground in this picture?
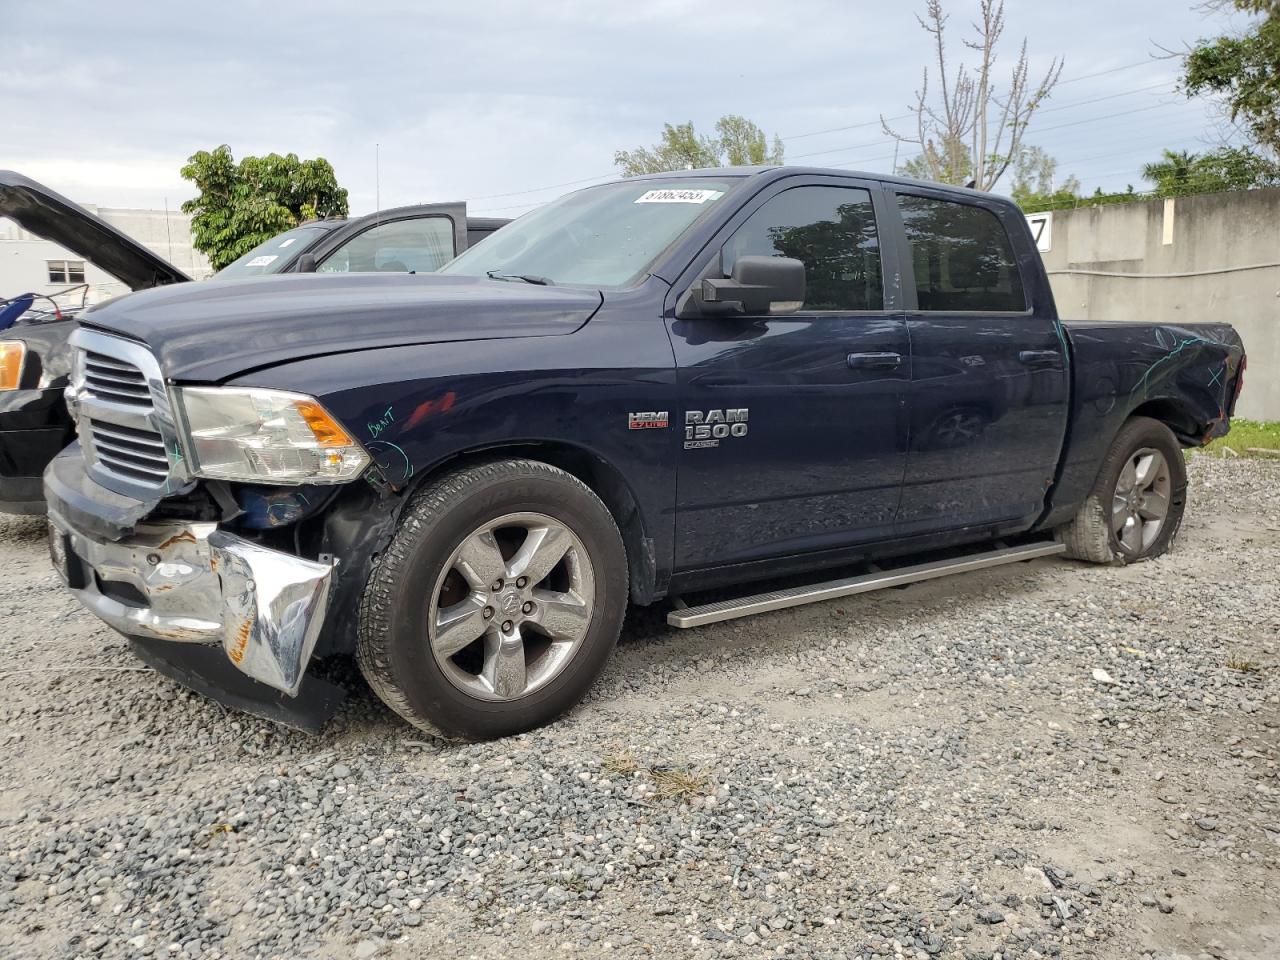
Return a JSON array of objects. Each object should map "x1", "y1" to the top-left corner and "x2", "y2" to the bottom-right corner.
[{"x1": 1, "y1": 457, "x2": 1277, "y2": 960}]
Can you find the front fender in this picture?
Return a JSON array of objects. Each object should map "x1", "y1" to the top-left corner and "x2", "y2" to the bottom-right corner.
[{"x1": 227, "y1": 300, "x2": 679, "y2": 606}]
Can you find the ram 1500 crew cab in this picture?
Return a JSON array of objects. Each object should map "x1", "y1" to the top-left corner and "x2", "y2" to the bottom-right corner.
[{"x1": 43, "y1": 167, "x2": 1246, "y2": 737}]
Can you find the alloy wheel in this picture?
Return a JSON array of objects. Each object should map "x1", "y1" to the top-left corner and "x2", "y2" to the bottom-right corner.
[
  {"x1": 428, "y1": 512, "x2": 595, "y2": 701},
  {"x1": 1112, "y1": 447, "x2": 1172, "y2": 556}
]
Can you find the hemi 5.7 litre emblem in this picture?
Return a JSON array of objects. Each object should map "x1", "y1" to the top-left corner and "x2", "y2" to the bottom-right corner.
[
  {"x1": 685, "y1": 408, "x2": 748, "y2": 449},
  {"x1": 628, "y1": 411, "x2": 669, "y2": 430}
]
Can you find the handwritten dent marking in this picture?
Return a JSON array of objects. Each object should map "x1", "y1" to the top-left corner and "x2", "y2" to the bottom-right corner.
[
  {"x1": 367, "y1": 406, "x2": 395, "y2": 440},
  {"x1": 1129, "y1": 329, "x2": 1216, "y2": 402},
  {"x1": 367, "y1": 440, "x2": 413, "y2": 483}
]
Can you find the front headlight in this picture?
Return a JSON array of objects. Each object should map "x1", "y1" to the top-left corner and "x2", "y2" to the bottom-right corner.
[
  {"x1": 0, "y1": 342, "x2": 26, "y2": 391},
  {"x1": 177, "y1": 387, "x2": 370, "y2": 484}
]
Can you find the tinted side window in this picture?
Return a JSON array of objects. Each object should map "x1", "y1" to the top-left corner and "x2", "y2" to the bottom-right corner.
[
  {"x1": 723, "y1": 186, "x2": 883, "y2": 311},
  {"x1": 897, "y1": 195, "x2": 1026, "y2": 312},
  {"x1": 317, "y1": 217, "x2": 455, "y2": 274}
]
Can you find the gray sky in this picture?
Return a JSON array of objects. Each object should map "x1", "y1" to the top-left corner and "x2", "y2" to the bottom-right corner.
[{"x1": 1, "y1": 0, "x2": 1251, "y2": 217}]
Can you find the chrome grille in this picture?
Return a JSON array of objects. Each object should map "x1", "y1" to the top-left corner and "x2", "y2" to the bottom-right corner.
[
  {"x1": 69, "y1": 328, "x2": 189, "y2": 499},
  {"x1": 87, "y1": 419, "x2": 170, "y2": 484},
  {"x1": 83, "y1": 351, "x2": 151, "y2": 407}
]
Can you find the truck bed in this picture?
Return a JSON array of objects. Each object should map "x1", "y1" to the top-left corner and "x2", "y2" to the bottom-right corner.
[{"x1": 1044, "y1": 320, "x2": 1245, "y2": 527}]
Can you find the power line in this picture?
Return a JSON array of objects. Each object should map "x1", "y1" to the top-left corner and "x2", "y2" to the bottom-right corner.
[
  {"x1": 466, "y1": 61, "x2": 1189, "y2": 211},
  {"x1": 472, "y1": 123, "x2": 1220, "y2": 211},
  {"x1": 1055, "y1": 58, "x2": 1164, "y2": 86},
  {"x1": 779, "y1": 59, "x2": 1161, "y2": 142},
  {"x1": 789, "y1": 85, "x2": 1185, "y2": 165},
  {"x1": 466, "y1": 172, "x2": 617, "y2": 203},
  {"x1": 471, "y1": 198, "x2": 557, "y2": 214},
  {"x1": 1036, "y1": 80, "x2": 1177, "y2": 116}
]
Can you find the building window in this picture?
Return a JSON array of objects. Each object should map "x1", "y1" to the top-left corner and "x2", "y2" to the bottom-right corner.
[{"x1": 47, "y1": 260, "x2": 86, "y2": 284}]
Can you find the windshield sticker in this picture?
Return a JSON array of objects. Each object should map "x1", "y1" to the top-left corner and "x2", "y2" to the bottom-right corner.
[
  {"x1": 278, "y1": 238, "x2": 298, "y2": 248},
  {"x1": 634, "y1": 189, "x2": 723, "y2": 204},
  {"x1": 246, "y1": 255, "x2": 278, "y2": 267}
]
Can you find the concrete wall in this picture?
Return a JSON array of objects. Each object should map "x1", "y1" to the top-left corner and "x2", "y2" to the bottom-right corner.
[
  {"x1": 0, "y1": 205, "x2": 212, "y2": 308},
  {"x1": 1034, "y1": 189, "x2": 1280, "y2": 420}
]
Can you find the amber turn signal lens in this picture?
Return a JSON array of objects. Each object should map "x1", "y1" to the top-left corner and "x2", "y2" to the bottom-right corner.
[
  {"x1": 295, "y1": 399, "x2": 356, "y2": 448},
  {"x1": 0, "y1": 342, "x2": 26, "y2": 391}
]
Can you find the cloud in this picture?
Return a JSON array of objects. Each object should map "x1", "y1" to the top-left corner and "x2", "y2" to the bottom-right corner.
[{"x1": 0, "y1": 0, "x2": 1234, "y2": 214}]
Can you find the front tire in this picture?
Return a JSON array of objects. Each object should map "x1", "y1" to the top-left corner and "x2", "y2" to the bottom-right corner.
[
  {"x1": 357, "y1": 459, "x2": 627, "y2": 739},
  {"x1": 1059, "y1": 416, "x2": 1187, "y2": 564}
]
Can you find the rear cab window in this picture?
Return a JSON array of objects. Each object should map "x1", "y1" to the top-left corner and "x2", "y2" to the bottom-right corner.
[{"x1": 896, "y1": 194, "x2": 1027, "y2": 312}]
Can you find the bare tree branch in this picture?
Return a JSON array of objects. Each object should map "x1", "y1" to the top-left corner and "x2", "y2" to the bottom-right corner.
[{"x1": 883, "y1": 0, "x2": 1064, "y2": 190}]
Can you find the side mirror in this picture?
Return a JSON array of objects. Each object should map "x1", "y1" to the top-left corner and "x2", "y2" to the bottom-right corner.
[
  {"x1": 295, "y1": 253, "x2": 318, "y2": 273},
  {"x1": 700, "y1": 255, "x2": 805, "y2": 315}
]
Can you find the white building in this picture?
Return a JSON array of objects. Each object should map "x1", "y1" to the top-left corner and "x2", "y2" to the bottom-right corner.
[{"x1": 0, "y1": 204, "x2": 213, "y2": 308}]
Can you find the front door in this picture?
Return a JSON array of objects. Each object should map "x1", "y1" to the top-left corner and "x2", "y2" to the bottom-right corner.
[
  {"x1": 890, "y1": 189, "x2": 1070, "y2": 533},
  {"x1": 666, "y1": 180, "x2": 910, "y2": 569}
]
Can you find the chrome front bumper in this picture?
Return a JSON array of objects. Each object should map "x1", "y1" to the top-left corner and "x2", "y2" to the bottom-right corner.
[{"x1": 48, "y1": 510, "x2": 335, "y2": 696}]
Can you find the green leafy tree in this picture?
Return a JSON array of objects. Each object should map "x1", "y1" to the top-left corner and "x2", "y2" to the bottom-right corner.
[
  {"x1": 900, "y1": 142, "x2": 1080, "y2": 207},
  {"x1": 714, "y1": 115, "x2": 785, "y2": 167},
  {"x1": 1183, "y1": 1, "x2": 1280, "y2": 155},
  {"x1": 180, "y1": 145, "x2": 349, "y2": 269},
  {"x1": 1010, "y1": 145, "x2": 1080, "y2": 203},
  {"x1": 1142, "y1": 145, "x2": 1280, "y2": 196},
  {"x1": 613, "y1": 116, "x2": 784, "y2": 176}
]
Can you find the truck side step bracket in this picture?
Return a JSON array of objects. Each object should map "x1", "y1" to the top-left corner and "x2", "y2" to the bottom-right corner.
[{"x1": 666, "y1": 541, "x2": 1067, "y2": 629}]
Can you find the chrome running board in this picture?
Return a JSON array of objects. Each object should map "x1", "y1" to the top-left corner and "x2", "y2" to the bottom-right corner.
[{"x1": 666, "y1": 541, "x2": 1066, "y2": 629}]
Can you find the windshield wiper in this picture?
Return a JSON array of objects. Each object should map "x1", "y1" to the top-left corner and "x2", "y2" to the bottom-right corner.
[{"x1": 486, "y1": 269, "x2": 554, "y2": 286}]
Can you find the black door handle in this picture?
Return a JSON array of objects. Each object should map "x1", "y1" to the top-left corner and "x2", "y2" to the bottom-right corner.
[
  {"x1": 847, "y1": 351, "x2": 902, "y2": 370},
  {"x1": 1018, "y1": 349, "x2": 1061, "y2": 367}
]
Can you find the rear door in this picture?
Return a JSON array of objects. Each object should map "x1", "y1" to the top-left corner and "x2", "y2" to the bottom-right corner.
[
  {"x1": 889, "y1": 188, "x2": 1069, "y2": 533},
  {"x1": 666, "y1": 177, "x2": 911, "y2": 569}
]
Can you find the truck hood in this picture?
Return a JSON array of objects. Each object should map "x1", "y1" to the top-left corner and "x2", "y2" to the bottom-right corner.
[
  {"x1": 0, "y1": 170, "x2": 191, "y2": 290},
  {"x1": 79, "y1": 272, "x2": 604, "y2": 381}
]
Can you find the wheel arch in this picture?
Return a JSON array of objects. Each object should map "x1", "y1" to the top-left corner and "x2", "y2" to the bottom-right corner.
[
  {"x1": 405, "y1": 440, "x2": 659, "y2": 605},
  {"x1": 1127, "y1": 396, "x2": 1211, "y2": 446}
]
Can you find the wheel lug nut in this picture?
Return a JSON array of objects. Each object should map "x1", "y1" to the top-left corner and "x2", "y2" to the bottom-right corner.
[
  {"x1": 516, "y1": 576, "x2": 528, "y2": 589},
  {"x1": 522, "y1": 601, "x2": 535, "y2": 614},
  {"x1": 491, "y1": 579, "x2": 503, "y2": 592},
  {"x1": 502, "y1": 620, "x2": 514, "y2": 633},
  {"x1": 482, "y1": 607, "x2": 494, "y2": 619}
]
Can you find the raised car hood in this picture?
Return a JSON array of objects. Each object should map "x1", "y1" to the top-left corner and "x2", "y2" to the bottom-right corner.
[
  {"x1": 80, "y1": 272, "x2": 604, "y2": 382},
  {"x1": 0, "y1": 170, "x2": 191, "y2": 290}
]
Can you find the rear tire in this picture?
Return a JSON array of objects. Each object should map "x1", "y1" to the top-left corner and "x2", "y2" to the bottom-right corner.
[
  {"x1": 1059, "y1": 416, "x2": 1186, "y2": 564},
  {"x1": 357, "y1": 459, "x2": 627, "y2": 739}
]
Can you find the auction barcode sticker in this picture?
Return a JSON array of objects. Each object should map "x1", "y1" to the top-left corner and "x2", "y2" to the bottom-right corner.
[{"x1": 634, "y1": 189, "x2": 723, "y2": 204}]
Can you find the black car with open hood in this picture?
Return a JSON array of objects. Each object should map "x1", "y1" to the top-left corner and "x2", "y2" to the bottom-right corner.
[
  {"x1": 0, "y1": 170, "x2": 507, "y2": 513},
  {"x1": 0, "y1": 171, "x2": 193, "y2": 512},
  {"x1": 0, "y1": 171, "x2": 192, "y2": 291}
]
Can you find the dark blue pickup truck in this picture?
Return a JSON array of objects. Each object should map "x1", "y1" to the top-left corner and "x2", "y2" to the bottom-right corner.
[{"x1": 43, "y1": 167, "x2": 1245, "y2": 738}]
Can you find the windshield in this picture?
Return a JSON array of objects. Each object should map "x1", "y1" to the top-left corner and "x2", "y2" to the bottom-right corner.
[
  {"x1": 440, "y1": 178, "x2": 737, "y2": 287},
  {"x1": 213, "y1": 224, "x2": 331, "y2": 280}
]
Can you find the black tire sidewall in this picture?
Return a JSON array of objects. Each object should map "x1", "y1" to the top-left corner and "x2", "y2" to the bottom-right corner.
[
  {"x1": 1094, "y1": 418, "x2": 1187, "y2": 562},
  {"x1": 381, "y1": 468, "x2": 626, "y2": 739}
]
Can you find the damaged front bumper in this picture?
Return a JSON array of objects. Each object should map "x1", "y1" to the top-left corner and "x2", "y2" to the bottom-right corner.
[{"x1": 45, "y1": 449, "x2": 335, "y2": 698}]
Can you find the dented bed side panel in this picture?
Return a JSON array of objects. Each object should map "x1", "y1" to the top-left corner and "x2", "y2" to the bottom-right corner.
[{"x1": 1042, "y1": 321, "x2": 1245, "y2": 528}]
